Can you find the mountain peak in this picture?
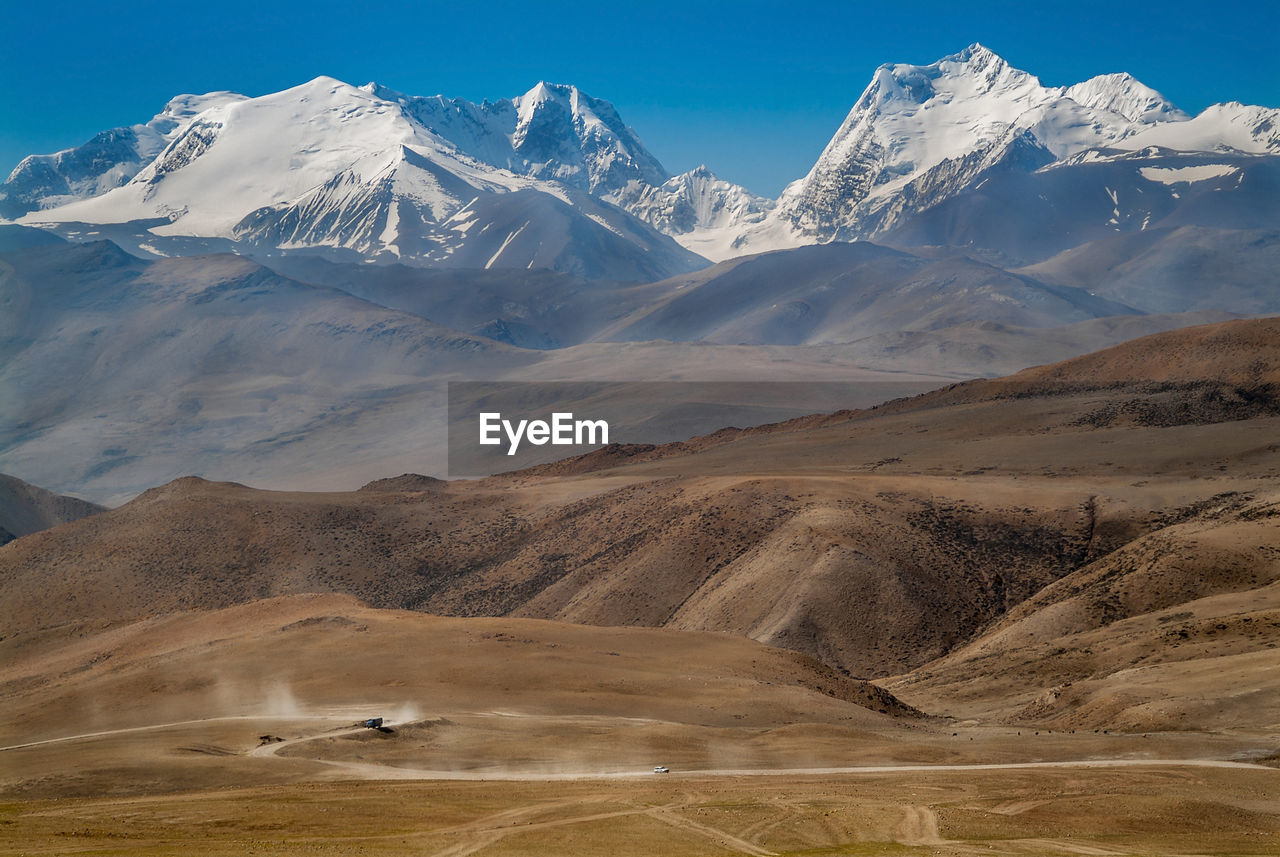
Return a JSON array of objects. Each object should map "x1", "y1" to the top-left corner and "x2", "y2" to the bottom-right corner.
[
  {"x1": 941, "y1": 42, "x2": 1012, "y2": 73},
  {"x1": 958, "y1": 42, "x2": 1000, "y2": 62},
  {"x1": 518, "y1": 81, "x2": 582, "y2": 106},
  {"x1": 938, "y1": 42, "x2": 1036, "y2": 94},
  {"x1": 859, "y1": 43, "x2": 1034, "y2": 112},
  {"x1": 359, "y1": 81, "x2": 403, "y2": 99},
  {"x1": 523, "y1": 80, "x2": 554, "y2": 102},
  {"x1": 266, "y1": 75, "x2": 376, "y2": 106},
  {"x1": 505, "y1": 82, "x2": 668, "y2": 194},
  {"x1": 302, "y1": 74, "x2": 347, "y2": 88},
  {"x1": 1064, "y1": 72, "x2": 1188, "y2": 123},
  {"x1": 149, "y1": 91, "x2": 248, "y2": 137}
]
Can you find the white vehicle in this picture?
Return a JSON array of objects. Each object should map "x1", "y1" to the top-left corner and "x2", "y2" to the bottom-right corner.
[{"x1": 653, "y1": 765, "x2": 670, "y2": 774}]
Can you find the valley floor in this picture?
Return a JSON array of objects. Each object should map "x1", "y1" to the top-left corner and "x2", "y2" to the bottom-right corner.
[
  {"x1": 3, "y1": 761, "x2": 1276, "y2": 856},
  {"x1": 2, "y1": 666, "x2": 1277, "y2": 854}
]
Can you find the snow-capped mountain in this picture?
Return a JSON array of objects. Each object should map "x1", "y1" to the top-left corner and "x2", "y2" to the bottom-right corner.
[
  {"x1": 1061, "y1": 73, "x2": 1188, "y2": 124},
  {"x1": 12, "y1": 77, "x2": 706, "y2": 280},
  {"x1": 1115, "y1": 101, "x2": 1280, "y2": 154},
  {"x1": 367, "y1": 81, "x2": 669, "y2": 198},
  {"x1": 610, "y1": 165, "x2": 775, "y2": 259},
  {"x1": 0, "y1": 92, "x2": 246, "y2": 219},
  {"x1": 777, "y1": 44, "x2": 1214, "y2": 240},
  {"x1": 707, "y1": 44, "x2": 1280, "y2": 258},
  {"x1": 5, "y1": 47, "x2": 1278, "y2": 270}
]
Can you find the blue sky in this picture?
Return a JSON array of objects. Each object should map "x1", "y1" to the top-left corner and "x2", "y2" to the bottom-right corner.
[{"x1": 2, "y1": 0, "x2": 1276, "y2": 196}]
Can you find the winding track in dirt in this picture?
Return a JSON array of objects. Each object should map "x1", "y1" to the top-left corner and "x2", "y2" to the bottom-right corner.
[
  {"x1": 7, "y1": 714, "x2": 1268, "y2": 781},
  {"x1": 0, "y1": 713, "x2": 350, "y2": 753},
  {"x1": 7, "y1": 718, "x2": 1277, "y2": 857}
]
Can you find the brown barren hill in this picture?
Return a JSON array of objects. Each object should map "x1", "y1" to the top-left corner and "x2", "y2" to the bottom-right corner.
[
  {"x1": 2, "y1": 317, "x2": 1278, "y2": 727},
  {"x1": 922, "y1": 315, "x2": 1280, "y2": 422},
  {"x1": 0, "y1": 472, "x2": 1144, "y2": 678},
  {"x1": 0, "y1": 594, "x2": 926, "y2": 798},
  {"x1": 884, "y1": 491, "x2": 1280, "y2": 731},
  {"x1": 0, "y1": 593, "x2": 920, "y2": 745},
  {"x1": 509, "y1": 316, "x2": 1280, "y2": 475},
  {"x1": 1004, "y1": 316, "x2": 1280, "y2": 387}
]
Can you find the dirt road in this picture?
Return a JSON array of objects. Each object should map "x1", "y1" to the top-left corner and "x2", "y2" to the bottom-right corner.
[{"x1": 7, "y1": 715, "x2": 1266, "y2": 782}]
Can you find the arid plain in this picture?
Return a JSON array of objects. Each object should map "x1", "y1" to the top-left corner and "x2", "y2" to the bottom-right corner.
[{"x1": 2, "y1": 318, "x2": 1278, "y2": 855}]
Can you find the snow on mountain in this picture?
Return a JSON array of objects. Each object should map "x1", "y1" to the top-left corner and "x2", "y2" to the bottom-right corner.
[
  {"x1": 888, "y1": 149, "x2": 1280, "y2": 263},
  {"x1": 774, "y1": 44, "x2": 1167, "y2": 240},
  {"x1": 32, "y1": 77, "x2": 496, "y2": 237},
  {"x1": 367, "y1": 81, "x2": 670, "y2": 198},
  {"x1": 1063, "y1": 73, "x2": 1188, "y2": 124},
  {"x1": 511, "y1": 81, "x2": 669, "y2": 196},
  {"x1": 697, "y1": 44, "x2": 1279, "y2": 258},
  {"x1": 16, "y1": 77, "x2": 706, "y2": 280},
  {"x1": 0, "y1": 92, "x2": 245, "y2": 218},
  {"x1": 1114, "y1": 102, "x2": 1280, "y2": 154},
  {"x1": 6, "y1": 49, "x2": 1277, "y2": 268},
  {"x1": 360, "y1": 82, "x2": 771, "y2": 259},
  {"x1": 610, "y1": 165, "x2": 774, "y2": 259},
  {"x1": 851, "y1": 126, "x2": 1056, "y2": 240}
]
